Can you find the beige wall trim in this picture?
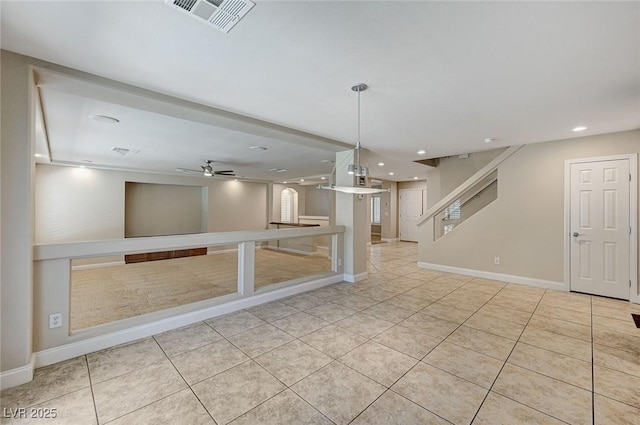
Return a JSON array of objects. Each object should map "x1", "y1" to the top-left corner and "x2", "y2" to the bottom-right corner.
[
  {"x1": 417, "y1": 262, "x2": 566, "y2": 291},
  {"x1": 563, "y1": 154, "x2": 639, "y2": 303},
  {"x1": 418, "y1": 145, "x2": 523, "y2": 226},
  {"x1": 343, "y1": 272, "x2": 368, "y2": 283},
  {"x1": 381, "y1": 238, "x2": 400, "y2": 242},
  {"x1": 31, "y1": 274, "x2": 342, "y2": 373},
  {"x1": 0, "y1": 356, "x2": 34, "y2": 391}
]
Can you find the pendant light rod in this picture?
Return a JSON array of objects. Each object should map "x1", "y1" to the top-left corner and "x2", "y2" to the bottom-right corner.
[
  {"x1": 350, "y1": 83, "x2": 368, "y2": 176},
  {"x1": 351, "y1": 83, "x2": 367, "y2": 153}
]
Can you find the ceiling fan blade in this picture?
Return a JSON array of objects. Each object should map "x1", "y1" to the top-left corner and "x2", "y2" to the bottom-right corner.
[
  {"x1": 179, "y1": 168, "x2": 203, "y2": 173},
  {"x1": 213, "y1": 170, "x2": 234, "y2": 174}
]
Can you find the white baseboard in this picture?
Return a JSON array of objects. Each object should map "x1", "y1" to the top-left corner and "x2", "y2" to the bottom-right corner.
[
  {"x1": 343, "y1": 272, "x2": 368, "y2": 283},
  {"x1": 417, "y1": 262, "x2": 566, "y2": 291},
  {"x1": 72, "y1": 261, "x2": 125, "y2": 271},
  {"x1": 32, "y1": 274, "x2": 343, "y2": 372},
  {"x1": 0, "y1": 356, "x2": 34, "y2": 390},
  {"x1": 381, "y1": 238, "x2": 399, "y2": 242}
]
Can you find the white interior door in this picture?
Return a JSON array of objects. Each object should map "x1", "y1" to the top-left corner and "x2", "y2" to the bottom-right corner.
[
  {"x1": 570, "y1": 159, "x2": 630, "y2": 299},
  {"x1": 400, "y1": 189, "x2": 423, "y2": 242}
]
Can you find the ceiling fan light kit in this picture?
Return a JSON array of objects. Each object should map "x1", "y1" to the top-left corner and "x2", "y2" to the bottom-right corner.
[{"x1": 179, "y1": 160, "x2": 235, "y2": 177}]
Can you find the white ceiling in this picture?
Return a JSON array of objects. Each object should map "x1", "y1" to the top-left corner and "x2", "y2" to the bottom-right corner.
[{"x1": 2, "y1": 1, "x2": 639, "y2": 182}]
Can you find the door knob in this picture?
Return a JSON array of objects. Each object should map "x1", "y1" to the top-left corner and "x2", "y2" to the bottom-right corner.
[{"x1": 572, "y1": 232, "x2": 582, "y2": 237}]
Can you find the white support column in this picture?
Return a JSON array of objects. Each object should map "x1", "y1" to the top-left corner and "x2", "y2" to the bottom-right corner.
[
  {"x1": 238, "y1": 241, "x2": 255, "y2": 296},
  {"x1": 335, "y1": 150, "x2": 369, "y2": 282}
]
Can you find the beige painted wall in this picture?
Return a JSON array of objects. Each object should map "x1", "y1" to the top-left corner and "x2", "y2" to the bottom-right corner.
[
  {"x1": 35, "y1": 164, "x2": 268, "y2": 244},
  {"x1": 305, "y1": 186, "x2": 331, "y2": 217},
  {"x1": 125, "y1": 182, "x2": 206, "y2": 237},
  {"x1": 380, "y1": 180, "x2": 397, "y2": 239},
  {"x1": 419, "y1": 130, "x2": 640, "y2": 292},
  {"x1": 426, "y1": 148, "x2": 505, "y2": 209}
]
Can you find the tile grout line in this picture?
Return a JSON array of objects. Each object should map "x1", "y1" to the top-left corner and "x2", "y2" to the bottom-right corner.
[
  {"x1": 283, "y1": 272, "x2": 458, "y2": 425},
  {"x1": 346, "y1": 277, "x2": 495, "y2": 425},
  {"x1": 345, "y1": 276, "x2": 511, "y2": 424},
  {"x1": 165, "y1": 318, "x2": 334, "y2": 425},
  {"x1": 466, "y1": 287, "x2": 553, "y2": 425},
  {"x1": 84, "y1": 355, "x2": 100, "y2": 425},
  {"x1": 152, "y1": 334, "x2": 219, "y2": 425},
  {"x1": 481, "y1": 290, "x2": 598, "y2": 424}
]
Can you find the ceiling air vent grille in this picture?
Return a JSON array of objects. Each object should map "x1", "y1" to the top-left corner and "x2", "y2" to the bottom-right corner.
[
  {"x1": 173, "y1": 0, "x2": 198, "y2": 12},
  {"x1": 165, "y1": 0, "x2": 255, "y2": 33}
]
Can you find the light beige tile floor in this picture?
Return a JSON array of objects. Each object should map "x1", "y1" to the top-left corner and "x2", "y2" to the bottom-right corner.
[{"x1": 3, "y1": 241, "x2": 640, "y2": 424}]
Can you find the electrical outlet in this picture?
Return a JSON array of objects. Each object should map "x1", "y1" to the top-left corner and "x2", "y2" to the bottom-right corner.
[
  {"x1": 494, "y1": 257, "x2": 500, "y2": 265},
  {"x1": 49, "y1": 313, "x2": 62, "y2": 329}
]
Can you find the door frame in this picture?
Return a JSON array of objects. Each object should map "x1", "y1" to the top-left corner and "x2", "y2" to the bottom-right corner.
[{"x1": 563, "y1": 154, "x2": 638, "y2": 302}]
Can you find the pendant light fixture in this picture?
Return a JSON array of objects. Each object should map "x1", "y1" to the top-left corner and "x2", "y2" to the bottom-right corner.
[
  {"x1": 318, "y1": 83, "x2": 390, "y2": 195},
  {"x1": 348, "y1": 83, "x2": 369, "y2": 177}
]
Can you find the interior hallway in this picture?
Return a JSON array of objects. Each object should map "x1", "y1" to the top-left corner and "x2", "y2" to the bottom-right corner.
[{"x1": 1, "y1": 242, "x2": 639, "y2": 424}]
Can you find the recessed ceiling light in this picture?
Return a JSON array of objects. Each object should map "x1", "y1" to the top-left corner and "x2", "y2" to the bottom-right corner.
[
  {"x1": 483, "y1": 138, "x2": 495, "y2": 144},
  {"x1": 321, "y1": 176, "x2": 326, "y2": 180},
  {"x1": 89, "y1": 114, "x2": 119, "y2": 124},
  {"x1": 389, "y1": 172, "x2": 395, "y2": 176},
  {"x1": 283, "y1": 181, "x2": 288, "y2": 184},
  {"x1": 413, "y1": 176, "x2": 419, "y2": 180},
  {"x1": 572, "y1": 126, "x2": 587, "y2": 132},
  {"x1": 249, "y1": 146, "x2": 267, "y2": 150},
  {"x1": 377, "y1": 162, "x2": 384, "y2": 166},
  {"x1": 417, "y1": 150, "x2": 426, "y2": 155},
  {"x1": 79, "y1": 165, "x2": 87, "y2": 169},
  {"x1": 34, "y1": 153, "x2": 42, "y2": 158},
  {"x1": 300, "y1": 179, "x2": 305, "y2": 182}
]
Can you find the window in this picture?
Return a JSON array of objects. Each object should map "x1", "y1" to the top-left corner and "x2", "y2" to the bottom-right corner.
[
  {"x1": 280, "y1": 188, "x2": 297, "y2": 223},
  {"x1": 443, "y1": 199, "x2": 461, "y2": 221},
  {"x1": 371, "y1": 196, "x2": 381, "y2": 224}
]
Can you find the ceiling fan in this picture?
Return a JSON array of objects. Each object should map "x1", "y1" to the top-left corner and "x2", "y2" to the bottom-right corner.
[{"x1": 179, "y1": 160, "x2": 235, "y2": 177}]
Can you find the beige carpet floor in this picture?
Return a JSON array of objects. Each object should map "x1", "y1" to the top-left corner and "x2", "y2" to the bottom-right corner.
[{"x1": 71, "y1": 249, "x2": 330, "y2": 331}]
